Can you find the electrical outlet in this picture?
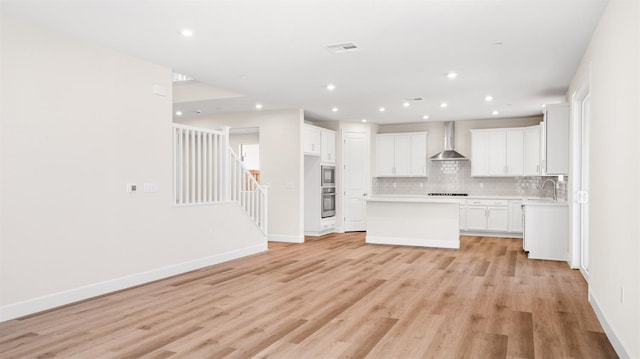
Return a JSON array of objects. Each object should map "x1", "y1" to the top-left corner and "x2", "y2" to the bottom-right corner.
[{"x1": 479, "y1": 183, "x2": 484, "y2": 189}]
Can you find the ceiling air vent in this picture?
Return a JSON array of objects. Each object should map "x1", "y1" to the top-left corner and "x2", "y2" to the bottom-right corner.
[{"x1": 325, "y1": 42, "x2": 360, "y2": 53}]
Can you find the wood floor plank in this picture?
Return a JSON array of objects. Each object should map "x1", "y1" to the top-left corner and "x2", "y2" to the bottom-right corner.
[{"x1": 0, "y1": 234, "x2": 617, "y2": 358}]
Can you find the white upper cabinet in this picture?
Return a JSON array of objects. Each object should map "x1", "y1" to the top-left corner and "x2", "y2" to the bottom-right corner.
[
  {"x1": 409, "y1": 133, "x2": 427, "y2": 176},
  {"x1": 505, "y1": 129, "x2": 524, "y2": 176},
  {"x1": 542, "y1": 103, "x2": 569, "y2": 175},
  {"x1": 321, "y1": 129, "x2": 336, "y2": 164},
  {"x1": 524, "y1": 125, "x2": 542, "y2": 176},
  {"x1": 304, "y1": 124, "x2": 336, "y2": 162},
  {"x1": 376, "y1": 132, "x2": 428, "y2": 177},
  {"x1": 303, "y1": 124, "x2": 321, "y2": 156},
  {"x1": 472, "y1": 129, "x2": 524, "y2": 176},
  {"x1": 393, "y1": 134, "x2": 412, "y2": 175},
  {"x1": 471, "y1": 131, "x2": 489, "y2": 176},
  {"x1": 376, "y1": 134, "x2": 396, "y2": 176},
  {"x1": 488, "y1": 130, "x2": 507, "y2": 175}
]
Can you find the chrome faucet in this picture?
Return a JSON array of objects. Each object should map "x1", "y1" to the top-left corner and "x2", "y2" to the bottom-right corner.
[{"x1": 538, "y1": 178, "x2": 557, "y2": 201}]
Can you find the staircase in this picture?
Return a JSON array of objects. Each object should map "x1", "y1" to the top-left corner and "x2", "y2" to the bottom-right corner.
[{"x1": 172, "y1": 124, "x2": 268, "y2": 235}]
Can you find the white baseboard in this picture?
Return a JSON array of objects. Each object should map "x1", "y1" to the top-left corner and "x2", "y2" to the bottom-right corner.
[
  {"x1": 269, "y1": 234, "x2": 304, "y2": 243},
  {"x1": 304, "y1": 229, "x2": 336, "y2": 237},
  {"x1": 589, "y1": 293, "x2": 631, "y2": 359},
  {"x1": 461, "y1": 231, "x2": 523, "y2": 239},
  {"x1": 366, "y1": 235, "x2": 460, "y2": 249},
  {"x1": 0, "y1": 243, "x2": 267, "y2": 322}
]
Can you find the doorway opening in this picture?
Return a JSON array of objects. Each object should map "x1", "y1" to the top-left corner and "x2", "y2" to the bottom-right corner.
[{"x1": 230, "y1": 127, "x2": 260, "y2": 183}]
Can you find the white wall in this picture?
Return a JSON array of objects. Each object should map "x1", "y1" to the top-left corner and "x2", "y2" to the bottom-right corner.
[
  {"x1": 567, "y1": 0, "x2": 639, "y2": 357},
  {"x1": 178, "y1": 110, "x2": 305, "y2": 243},
  {"x1": 0, "y1": 17, "x2": 266, "y2": 320}
]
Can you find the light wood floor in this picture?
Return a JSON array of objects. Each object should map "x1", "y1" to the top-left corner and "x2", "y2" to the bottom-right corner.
[{"x1": 0, "y1": 233, "x2": 617, "y2": 358}]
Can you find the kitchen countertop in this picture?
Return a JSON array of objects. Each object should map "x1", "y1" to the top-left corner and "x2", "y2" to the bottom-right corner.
[
  {"x1": 367, "y1": 196, "x2": 463, "y2": 203},
  {"x1": 369, "y1": 194, "x2": 566, "y2": 204},
  {"x1": 522, "y1": 198, "x2": 569, "y2": 206}
]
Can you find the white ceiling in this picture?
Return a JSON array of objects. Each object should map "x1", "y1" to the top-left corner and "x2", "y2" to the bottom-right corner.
[{"x1": 1, "y1": 0, "x2": 608, "y2": 124}]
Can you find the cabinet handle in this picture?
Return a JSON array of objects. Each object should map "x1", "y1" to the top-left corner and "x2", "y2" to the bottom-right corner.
[{"x1": 536, "y1": 165, "x2": 539, "y2": 173}]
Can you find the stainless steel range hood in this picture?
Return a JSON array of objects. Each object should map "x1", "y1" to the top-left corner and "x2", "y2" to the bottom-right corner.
[{"x1": 430, "y1": 121, "x2": 468, "y2": 161}]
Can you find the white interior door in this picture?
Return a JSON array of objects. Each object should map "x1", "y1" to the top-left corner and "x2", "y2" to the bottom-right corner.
[
  {"x1": 571, "y1": 72, "x2": 591, "y2": 278},
  {"x1": 342, "y1": 130, "x2": 370, "y2": 232},
  {"x1": 578, "y1": 94, "x2": 591, "y2": 279}
]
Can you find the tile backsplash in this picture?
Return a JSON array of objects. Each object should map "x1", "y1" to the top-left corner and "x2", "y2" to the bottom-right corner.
[{"x1": 373, "y1": 160, "x2": 568, "y2": 200}]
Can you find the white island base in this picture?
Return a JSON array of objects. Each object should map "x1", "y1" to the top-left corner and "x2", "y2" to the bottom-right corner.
[{"x1": 366, "y1": 198, "x2": 460, "y2": 249}]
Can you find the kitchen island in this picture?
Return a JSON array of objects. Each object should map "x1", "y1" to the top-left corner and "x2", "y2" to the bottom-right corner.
[{"x1": 366, "y1": 196, "x2": 460, "y2": 249}]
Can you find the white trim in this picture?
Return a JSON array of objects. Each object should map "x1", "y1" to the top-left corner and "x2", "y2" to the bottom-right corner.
[
  {"x1": 570, "y1": 64, "x2": 591, "y2": 271},
  {"x1": 366, "y1": 235, "x2": 460, "y2": 249},
  {"x1": 304, "y1": 228, "x2": 337, "y2": 237},
  {"x1": 589, "y1": 293, "x2": 631, "y2": 359},
  {"x1": 0, "y1": 243, "x2": 267, "y2": 322},
  {"x1": 269, "y1": 234, "x2": 304, "y2": 243}
]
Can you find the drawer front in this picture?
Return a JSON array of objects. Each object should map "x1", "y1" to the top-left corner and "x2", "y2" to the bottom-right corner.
[{"x1": 466, "y1": 199, "x2": 508, "y2": 206}]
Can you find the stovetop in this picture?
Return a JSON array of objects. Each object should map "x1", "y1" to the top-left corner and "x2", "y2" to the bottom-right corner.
[{"x1": 427, "y1": 193, "x2": 469, "y2": 197}]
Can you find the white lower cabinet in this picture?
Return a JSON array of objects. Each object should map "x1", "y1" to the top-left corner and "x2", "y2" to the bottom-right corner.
[
  {"x1": 465, "y1": 206, "x2": 488, "y2": 231},
  {"x1": 487, "y1": 206, "x2": 508, "y2": 232},
  {"x1": 460, "y1": 198, "x2": 519, "y2": 235},
  {"x1": 508, "y1": 200, "x2": 523, "y2": 233},
  {"x1": 523, "y1": 203, "x2": 568, "y2": 260},
  {"x1": 459, "y1": 205, "x2": 467, "y2": 231}
]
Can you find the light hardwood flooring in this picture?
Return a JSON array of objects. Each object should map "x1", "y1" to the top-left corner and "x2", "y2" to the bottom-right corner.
[{"x1": 0, "y1": 233, "x2": 617, "y2": 358}]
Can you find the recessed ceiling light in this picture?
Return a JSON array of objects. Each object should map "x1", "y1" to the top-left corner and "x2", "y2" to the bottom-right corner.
[
  {"x1": 447, "y1": 72, "x2": 457, "y2": 79},
  {"x1": 180, "y1": 29, "x2": 194, "y2": 38},
  {"x1": 485, "y1": 95, "x2": 493, "y2": 102},
  {"x1": 175, "y1": 111, "x2": 182, "y2": 116},
  {"x1": 255, "y1": 104, "x2": 263, "y2": 110},
  {"x1": 332, "y1": 107, "x2": 338, "y2": 112},
  {"x1": 541, "y1": 104, "x2": 547, "y2": 107},
  {"x1": 423, "y1": 115, "x2": 429, "y2": 120},
  {"x1": 440, "y1": 102, "x2": 448, "y2": 108},
  {"x1": 379, "y1": 107, "x2": 385, "y2": 112},
  {"x1": 361, "y1": 119, "x2": 367, "y2": 123},
  {"x1": 239, "y1": 74, "x2": 248, "y2": 79},
  {"x1": 403, "y1": 101, "x2": 410, "y2": 107},
  {"x1": 326, "y1": 84, "x2": 336, "y2": 91},
  {"x1": 493, "y1": 42, "x2": 504, "y2": 46},
  {"x1": 492, "y1": 110, "x2": 499, "y2": 115}
]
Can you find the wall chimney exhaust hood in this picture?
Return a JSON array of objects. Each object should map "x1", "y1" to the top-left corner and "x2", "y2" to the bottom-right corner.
[{"x1": 430, "y1": 121, "x2": 468, "y2": 161}]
